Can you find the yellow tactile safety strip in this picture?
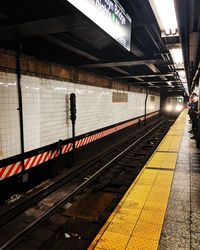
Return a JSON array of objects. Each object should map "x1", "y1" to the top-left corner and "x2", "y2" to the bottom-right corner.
[{"x1": 88, "y1": 110, "x2": 187, "y2": 250}]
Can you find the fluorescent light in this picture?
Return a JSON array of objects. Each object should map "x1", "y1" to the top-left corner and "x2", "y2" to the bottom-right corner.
[
  {"x1": 179, "y1": 70, "x2": 189, "y2": 94},
  {"x1": 149, "y1": 0, "x2": 178, "y2": 37},
  {"x1": 167, "y1": 81, "x2": 172, "y2": 86},
  {"x1": 178, "y1": 70, "x2": 187, "y2": 82},
  {"x1": 169, "y1": 48, "x2": 184, "y2": 68}
]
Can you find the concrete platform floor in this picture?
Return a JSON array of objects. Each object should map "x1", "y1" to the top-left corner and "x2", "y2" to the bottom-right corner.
[
  {"x1": 89, "y1": 111, "x2": 200, "y2": 250},
  {"x1": 158, "y1": 119, "x2": 200, "y2": 250}
]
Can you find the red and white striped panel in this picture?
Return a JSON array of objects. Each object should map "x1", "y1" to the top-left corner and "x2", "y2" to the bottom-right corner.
[
  {"x1": 61, "y1": 112, "x2": 159, "y2": 155},
  {"x1": 25, "y1": 150, "x2": 59, "y2": 170},
  {"x1": 102, "y1": 127, "x2": 116, "y2": 137},
  {"x1": 0, "y1": 161, "x2": 22, "y2": 180},
  {"x1": 71, "y1": 132, "x2": 104, "y2": 150},
  {"x1": 0, "y1": 112, "x2": 159, "y2": 181},
  {"x1": 75, "y1": 139, "x2": 83, "y2": 148},
  {"x1": 75, "y1": 134, "x2": 96, "y2": 149},
  {"x1": 146, "y1": 111, "x2": 159, "y2": 119},
  {"x1": 62, "y1": 143, "x2": 73, "y2": 154},
  {"x1": 117, "y1": 119, "x2": 138, "y2": 131},
  {"x1": 88, "y1": 132, "x2": 103, "y2": 144}
]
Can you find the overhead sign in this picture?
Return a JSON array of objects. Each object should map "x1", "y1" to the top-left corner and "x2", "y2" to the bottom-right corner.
[{"x1": 67, "y1": 0, "x2": 132, "y2": 51}]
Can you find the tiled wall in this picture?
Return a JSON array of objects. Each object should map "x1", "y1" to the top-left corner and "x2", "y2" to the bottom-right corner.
[
  {"x1": 0, "y1": 72, "x2": 160, "y2": 160},
  {"x1": 0, "y1": 72, "x2": 21, "y2": 160}
]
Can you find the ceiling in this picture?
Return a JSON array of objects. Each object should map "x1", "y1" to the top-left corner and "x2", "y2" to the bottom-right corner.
[
  {"x1": 174, "y1": 0, "x2": 200, "y2": 93},
  {"x1": 0, "y1": 0, "x2": 199, "y2": 95}
]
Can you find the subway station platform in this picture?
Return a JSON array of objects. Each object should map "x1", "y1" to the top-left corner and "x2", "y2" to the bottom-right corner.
[{"x1": 88, "y1": 110, "x2": 200, "y2": 250}]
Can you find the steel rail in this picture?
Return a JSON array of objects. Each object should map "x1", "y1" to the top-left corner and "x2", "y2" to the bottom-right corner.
[
  {"x1": 0, "y1": 119, "x2": 166, "y2": 250},
  {"x1": 0, "y1": 116, "x2": 161, "y2": 226}
]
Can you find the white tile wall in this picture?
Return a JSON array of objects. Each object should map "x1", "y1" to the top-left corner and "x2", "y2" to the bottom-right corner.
[
  {"x1": 0, "y1": 72, "x2": 21, "y2": 160},
  {"x1": 21, "y1": 76, "x2": 73, "y2": 151},
  {"x1": 0, "y1": 72, "x2": 160, "y2": 160},
  {"x1": 147, "y1": 95, "x2": 160, "y2": 114}
]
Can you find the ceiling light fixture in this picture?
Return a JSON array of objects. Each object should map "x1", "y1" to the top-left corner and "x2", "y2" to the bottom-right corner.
[
  {"x1": 169, "y1": 48, "x2": 184, "y2": 69},
  {"x1": 149, "y1": 0, "x2": 178, "y2": 37},
  {"x1": 167, "y1": 81, "x2": 172, "y2": 86}
]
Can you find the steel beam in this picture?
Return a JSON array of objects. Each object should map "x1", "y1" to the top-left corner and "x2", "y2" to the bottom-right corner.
[
  {"x1": 146, "y1": 64, "x2": 160, "y2": 73},
  {"x1": 44, "y1": 36, "x2": 100, "y2": 62},
  {"x1": 44, "y1": 35, "x2": 129, "y2": 75},
  {"x1": 130, "y1": 43, "x2": 144, "y2": 57},
  {"x1": 0, "y1": 15, "x2": 88, "y2": 40},
  {"x1": 114, "y1": 73, "x2": 173, "y2": 79},
  {"x1": 80, "y1": 59, "x2": 170, "y2": 68},
  {"x1": 128, "y1": 80, "x2": 179, "y2": 84}
]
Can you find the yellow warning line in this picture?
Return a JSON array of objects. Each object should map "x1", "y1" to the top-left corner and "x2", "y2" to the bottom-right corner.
[{"x1": 88, "y1": 110, "x2": 187, "y2": 250}]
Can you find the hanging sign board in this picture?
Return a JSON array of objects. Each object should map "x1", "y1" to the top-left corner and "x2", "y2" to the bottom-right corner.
[{"x1": 67, "y1": 0, "x2": 132, "y2": 51}]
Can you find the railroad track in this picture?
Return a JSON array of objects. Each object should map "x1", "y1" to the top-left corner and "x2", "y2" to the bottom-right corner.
[
  {"x1": 0, "y1": 117, "x2": 175, "y2": 250},
  {"x1": 0, "y1": 116, "x2": 163, "y2": 226}
]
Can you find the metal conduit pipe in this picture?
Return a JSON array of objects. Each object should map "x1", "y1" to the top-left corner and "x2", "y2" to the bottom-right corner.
[{"x1": 16, "y1": 42, "x2": 25, "y2": 173}]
